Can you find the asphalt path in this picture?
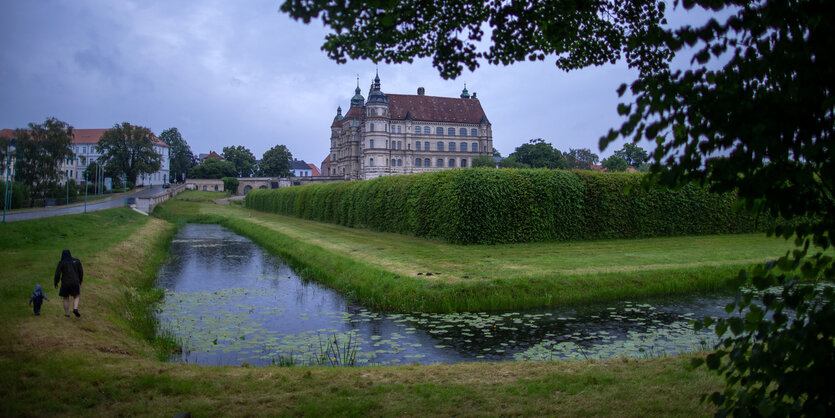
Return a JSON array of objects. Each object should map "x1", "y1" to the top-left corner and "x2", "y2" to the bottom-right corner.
[{"x1": 2, "y1": 185, "x2": 167, "y2": 222}]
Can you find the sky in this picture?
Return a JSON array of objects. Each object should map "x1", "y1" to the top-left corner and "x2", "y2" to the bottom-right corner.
[{"x1": 0, "y1": 1, "x2": 715, "y2": 167}]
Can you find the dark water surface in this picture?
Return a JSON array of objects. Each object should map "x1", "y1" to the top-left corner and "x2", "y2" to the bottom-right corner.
[{"x1": 156, "y1": 224, "x2": 733, "y2": 366}]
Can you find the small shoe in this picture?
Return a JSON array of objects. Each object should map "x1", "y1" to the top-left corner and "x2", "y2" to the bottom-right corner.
[
  {"x1": 73, "y1": 309, "x2": 80, "y2": 318},
  {"x1": 35, "y1": 312, "x2": 40, "y2": 316},
  {"x1": 64, "y1": 314, "x2": 70, "y2": 317}
]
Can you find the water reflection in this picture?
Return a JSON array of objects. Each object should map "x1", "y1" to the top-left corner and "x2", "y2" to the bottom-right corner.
[{"x1": 156, "y1": 224, "x2": 731, "y2": 367}]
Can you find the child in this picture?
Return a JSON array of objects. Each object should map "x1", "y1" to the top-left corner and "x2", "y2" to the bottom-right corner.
[{"x1": 28, "y1": 284, "x2": 50, "y2": 315}]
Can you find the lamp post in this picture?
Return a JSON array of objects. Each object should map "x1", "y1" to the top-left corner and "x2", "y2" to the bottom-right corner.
[
  {"x1": 3, "y1": 139, "x2": 18, "y2": 223},
  {"x1": 84, "y1": 170, "x2": 87, "y2": 213}
]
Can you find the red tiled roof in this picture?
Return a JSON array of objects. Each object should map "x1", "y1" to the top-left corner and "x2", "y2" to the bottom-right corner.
[
  {"x1": 343, "y1": 107, "x2": 365, "y2": 120},
  {"x1": 1, "y1": 128, "x2": 167, "y2": 147},
  {"x1": 74, "y1": 128, "x2": 168, "y2": 147},
  {"x1": 307, "y1": 163, "x2": 321, "y2": 177},
  {"x1": 387, "y1": 95, "x2": 488, "y2": 124},
  {"x1": 204, "y1": 150, "x2": 223, "y2": 160}
]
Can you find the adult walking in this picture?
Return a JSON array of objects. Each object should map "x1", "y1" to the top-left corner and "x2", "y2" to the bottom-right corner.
[{"x1": 54, "y1": 249, "x2": 84, "y2": 318}]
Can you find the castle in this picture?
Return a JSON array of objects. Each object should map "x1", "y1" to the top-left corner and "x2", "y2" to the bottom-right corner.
[{"x1": 328, "y1": 73, "x2": 493, "y2": 180}]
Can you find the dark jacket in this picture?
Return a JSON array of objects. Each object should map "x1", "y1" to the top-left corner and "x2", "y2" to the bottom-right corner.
[{"x1": 54, "y1": 250, "x2": 83, "y2": 288}]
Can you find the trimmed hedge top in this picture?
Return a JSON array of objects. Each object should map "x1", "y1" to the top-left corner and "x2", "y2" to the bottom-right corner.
[{"x1": 245, "y1": 169, "x2": 765, "y2": 244}]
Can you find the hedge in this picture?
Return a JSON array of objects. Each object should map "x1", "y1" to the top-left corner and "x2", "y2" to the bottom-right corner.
[{"x1": 245, "y1": 169, "x2": 768, "y2": 244}]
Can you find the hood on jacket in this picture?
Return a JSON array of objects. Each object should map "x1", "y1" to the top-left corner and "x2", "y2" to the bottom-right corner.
[
  {"x1": 34, "y1": 284, "x2": 42, "y2": 294},
  {"x1": 61, "y1": 249, "x2": 72, "y2": 261}
]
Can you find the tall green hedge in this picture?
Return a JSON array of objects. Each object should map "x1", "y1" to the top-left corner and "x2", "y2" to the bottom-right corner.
[{"x1": 245, "y1": 169, "x2": 767, "y2": 244}]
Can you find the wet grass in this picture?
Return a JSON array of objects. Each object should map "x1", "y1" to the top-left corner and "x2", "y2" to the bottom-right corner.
[
  {"x1": 174, "y1": 190, "x2": 230, "y2": 201},
  {"x1": 155, "y1": 200, "x2": 798, "y2": 312},
  {"x1": 0, "y1": 206, "x2": 728, "y2": 416}
]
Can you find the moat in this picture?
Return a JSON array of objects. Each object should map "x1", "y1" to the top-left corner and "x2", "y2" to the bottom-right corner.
[{"x1": 156, "y1": 224, "x2": 733, "y2": 366}]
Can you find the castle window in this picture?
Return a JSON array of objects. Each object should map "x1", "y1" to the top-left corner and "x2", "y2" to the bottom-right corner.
[
  {"x1": 370, "y1": 139, "x2": 375, "y2": 148},
  {"x1": 424, "y1": 141, "x2": 430, "y2": 150},
  {"x1": 436, "y1": 127, "x2": 443, "y2": 135},
  {"x1": 370, "y1": 123, "x2": 374, "y2": 132},
  {"x1": 397, "y1": 125, "x2": 402, "y2": 133},
  {"x1": 471, "y1": 128, "x2": 478, "y2": 136},
  {"x1": 415, "y1": 158, "x2": 422, "y2": 167},
  {"x1": 460, "y1": 142, "x2": 467, "y2": 152},
  {"x1": 392, "y1": 141, "x2": 396, "y2": 150},
  {"x1": 416, "y1": 141, "x2": 421, "y2": 151},
  {"x1": 449, "y1": 159, "x2": 456, "y2": 167},
  {"x1": 424, "y1": 158, "x2": 430, "y2": 167},
  {"x1": 449, "y1": 142, "x2": 456, "y2": 152},
  {"x1": 414, "y1": 125, "x2": 420, "y2": 134},
  {"x1": 461, "y1": 159, "x2": 467, "y2": 167},
  {"x1": 437, "y1": 159, "x2": 444, "y2": 167},
  {"x1": 437, "y1": 142, "x2": 444, "y2": 151},
  {"x1": 448, "y1": 127, "x2": 455, "y2": 136},
  {"x1": 471, "y1": 143, "x2": 478, "y2": 152},
  {"x1": 460, "y1": 128, "x2": 467, "y2": 136},
  {"x1": 424, "y1": 126, "x2": 430, "y2": 134},
  {"x1": 397, "y1": 159, "x2": 402, "y2": 166},
  {"x1": 369, "y1": 108, "x2": 375, "y2": 116}
]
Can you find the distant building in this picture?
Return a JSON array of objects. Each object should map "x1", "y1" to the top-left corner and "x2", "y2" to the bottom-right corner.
[
  {"x1": 1, "y1": 128, "x2": 170, "y2": 186},
  {"x1": 289, "y1": 159, "x2": 313, "y2": 177},
  {"x1": 320, "y1": 155, "x2": 331, "y2": 178},
  {"x1": 307, "y1": 163, "x2": 321, "y2": 177},
  {"x1": 198, "y1": 151, "x2": 224, "y2": 163},
  {"x1": 328, "y1": 72, "x2": 493, "y2": 180}
]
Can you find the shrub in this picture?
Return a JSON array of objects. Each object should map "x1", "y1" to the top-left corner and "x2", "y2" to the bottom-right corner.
[
  {"x1": 245, "y1": 169, "x2": 766, "y2": 244},
  {"x1": 222, "y1": 177, "x2": 239, "y2": 194}
]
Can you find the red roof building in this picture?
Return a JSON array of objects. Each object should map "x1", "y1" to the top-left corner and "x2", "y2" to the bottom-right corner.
[{"x1": 327, "y1": 73, "x2": 493, "y2": 180}]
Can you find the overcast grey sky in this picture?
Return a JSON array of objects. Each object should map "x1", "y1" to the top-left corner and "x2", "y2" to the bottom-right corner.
[{"x1": 0, "y1": 1, "x2": 712, "y2": 166}]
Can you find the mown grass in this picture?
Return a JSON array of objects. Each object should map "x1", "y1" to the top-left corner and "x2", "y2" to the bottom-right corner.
[
  {"x1": 155, "y1": 199, "x2": 797, "y2": 312},
  {"x1": 1, "y1": 206, "x2": 725, "y2": 416},
  {"x1": 174, "y1": 190, "x2": 230, "y2": 201}
]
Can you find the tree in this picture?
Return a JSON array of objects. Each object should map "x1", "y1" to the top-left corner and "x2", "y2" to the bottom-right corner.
[
  {"x1": 492, "y1": 147, "x2": 502, "y2": 158},
  {"x1": 285, "y1": 0, "x2": 834, "y2": 414},
  {"x1": 12, "y1": 117, "x2": 74, "y2": 200},
  {"x1": 507, "y1": 138, "x2": 567, "y2": 169},
  {"x1": 472, "y1": 155, "x2": 497, "y2": 168},
  {"x1": 497, "y1": 155, "x2": 529, "y2": 169},
  {"x1": 280, "y1": 0, "x2": 671, "y2": 79},
  {"x1": 259, "y1": 145, "x2": 293, "y2": 177},
  {"x1": 97, "y1": 123, "x2": 162, "y2": 185},
  {"x1": 595, "y1": 2, "x2": 835, "y2": 415},
  {"x1": 612, "y1": 143, "x2": 648, "y2": 168},
  {"x1": 222, "y1": 177, "x2": 239, "y2": 194},
  {"x1": 564, "y1": 148, "x2": 600, "y2": 170},
  {"x1": 188, "y1": 158, "x2": 237, "y2": 179},
  {"x1": 159, "y1": 127, "x2": 194, "y2": 183},
  {"x1": 222, "y1": 145, "x2": 256, "y2": 178},
  {"x1": 601, "y1": 155, "x2": 628, "y2": 172}
]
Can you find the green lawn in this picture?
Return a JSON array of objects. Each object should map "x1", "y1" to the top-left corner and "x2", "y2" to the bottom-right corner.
[
  {"x1": 0, "y1": 206, "x2": 729, "y2": 416},
  {"x1": 155, "y1": 200, "x2": 797, "y2": 312}
]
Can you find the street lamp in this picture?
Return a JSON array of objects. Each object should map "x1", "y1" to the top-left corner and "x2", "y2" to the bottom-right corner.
[{"x1": 3, "y1": 139, "x2": 19, "y2": 223}]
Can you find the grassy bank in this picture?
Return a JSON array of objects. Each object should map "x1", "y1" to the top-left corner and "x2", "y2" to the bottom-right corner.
[
  {"x1": 155, "y1": 200, "x2": 796, "y2": 312},
  {"x1": 0, "y1": 206, "x2": 725, "y2": 416}
]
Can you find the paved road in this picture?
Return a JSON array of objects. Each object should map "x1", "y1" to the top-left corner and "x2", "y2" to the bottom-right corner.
[{"x1": 2, "y1": 185, "x2": 167, "y2": 222}]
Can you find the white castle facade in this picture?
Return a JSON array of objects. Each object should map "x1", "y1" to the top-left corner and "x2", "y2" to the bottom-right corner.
[{"x1": 328, "y1": 73, "x2": 493, "y2": 180}]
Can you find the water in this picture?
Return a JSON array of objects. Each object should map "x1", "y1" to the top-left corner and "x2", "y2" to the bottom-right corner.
[{"x1": 156, "y1": 224, "x2": 734, "y2": 367}]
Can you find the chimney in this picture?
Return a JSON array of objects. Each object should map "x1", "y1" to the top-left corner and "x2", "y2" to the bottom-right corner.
[
  {"x1": 417, "y1": 87, "x2": 425, "y2": 95},
  {"x1": 472, "y1": 92, "x2": 477, "y2": 99}
]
